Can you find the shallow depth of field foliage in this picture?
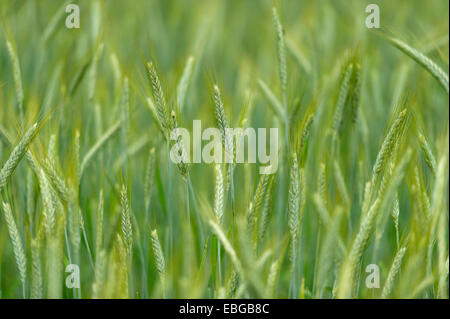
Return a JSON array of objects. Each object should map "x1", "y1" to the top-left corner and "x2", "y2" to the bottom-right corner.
[{"x1": 0, "y1": 0, "x2": 448, "y2": 299}]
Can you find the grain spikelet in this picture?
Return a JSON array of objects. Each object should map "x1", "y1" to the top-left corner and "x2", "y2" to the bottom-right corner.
[
  {"x1": 259, "y1": 174, "x2": 276, "y2": 241},
  {"x1": 0, "y1": 123, "x2": 38, "y2": 191},
  {"x1": 337, "y1": 198, "x2": 381, "y2": 298},
  {"x1": 391, "y1": 193, "x2": 400, "y2": 247},
  {"x1": 170, "y1": 111, "x2": 190, "y2": 178},
  {"x1": 386, "y1": 36, "x2": 449, "y2": 94},
  {"x1": 372, "y1": 109, "x2": 408, "y2": 185},
  {"x1": 120, "y1": 184, "x2": 133, "y2": 255},
  {"x1": 151, "y1": 229, "x2": 166, "y2": 295},
  {"x1": 226, "y1": 270, "x2": 239, "y2": 298},
  {"x1": 298, "y1": 113, "x2": 314, "y2": 160},
  {"x1": 418, "y1": 133, "x2": 437, "y2": 175},
  {"x1": 347, "y1": 49, "x2": 362, "y2": 123},
  {"x1": 42, "y1": 157, "x2": 70, "y2": 203},
  {"x1": 288, "y1": 153, "x2": 300, "y2": 264},
  {"x1": 213, "y1": 85, "x2": 233, "y2": 159},
  {"x1": 214, "y1": 163, "x2": 224, "y2": 223},
  {"x1": 39, "y1": 168, "x2": 56, "y2": 235},
  {"x1": 31, "y1": 239, "x2": 43, "y2": 299},
  {"x1": 2, "y1": 202, "x2": 27, "y2": 291},
  {"x1": 115, "y1": 235, "x2": 129, "y2": 297},
  {"x1": 247, "y1": 172, "x2": 271, "y2": 237},
  {"x1": 381, "y1": 247, "x2": 406, "y2": 298},
  {"x1": 266, "y1": 259, "x2": 281, "y2": 297},
  {"x1": 146, "y1": 61, "x2": 171, "y2": 135},
  {"x1": 332, "y1": 63, "x2": 353, "y2": 137}
]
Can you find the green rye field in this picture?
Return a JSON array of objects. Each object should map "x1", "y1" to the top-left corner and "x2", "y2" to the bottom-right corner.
[{"x1": 0, "y1": 0, "x2": 448, "y2": 299}]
